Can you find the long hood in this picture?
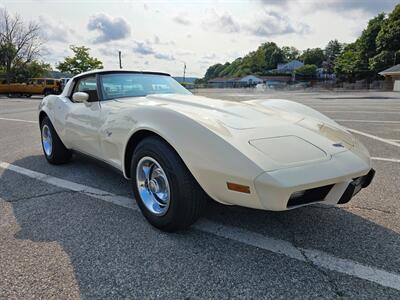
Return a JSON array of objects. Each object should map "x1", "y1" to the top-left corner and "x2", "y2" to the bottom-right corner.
[{"x1": 115, "y1": 94, "x2": 368, "y2": 166}]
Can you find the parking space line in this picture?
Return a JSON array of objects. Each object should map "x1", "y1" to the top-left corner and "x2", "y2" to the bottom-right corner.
[
  {"x1": 335, "y1": 119, "x2": 400, "y2": 124},
  {"x1": 347, "y1": 128, "x2": 400, "y2": 148},
  {"x1": 371, "y1": 157, "x2": 400, "y2": 163},
  {"x1": 0, "y1": 117, "x2": 36, "y2": 124},
  {"x1": 320, "y1": 110, "x2": 400, "y2": 114},
  {"x1": 1, "y1": 161, "x2": 400, "y2": 291}
]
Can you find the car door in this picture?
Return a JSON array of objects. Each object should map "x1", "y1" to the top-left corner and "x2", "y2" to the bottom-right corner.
[{"x1": 65, "y1": 75, "x2": 103, "y2": 158}]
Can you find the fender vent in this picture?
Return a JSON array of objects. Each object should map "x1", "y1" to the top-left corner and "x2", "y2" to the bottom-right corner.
[{"x1": 287, "y1": 184, "x2": 334, "y2": 208}]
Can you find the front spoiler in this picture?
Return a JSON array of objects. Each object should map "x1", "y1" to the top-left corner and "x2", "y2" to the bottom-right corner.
[{"x1": 337, "y1": 169, "x2": 375, "y2": 204}]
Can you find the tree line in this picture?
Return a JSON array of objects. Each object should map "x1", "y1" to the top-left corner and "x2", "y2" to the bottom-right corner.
[{"x1": 201, "y1": 4, "x2": 400, "y2": 83}]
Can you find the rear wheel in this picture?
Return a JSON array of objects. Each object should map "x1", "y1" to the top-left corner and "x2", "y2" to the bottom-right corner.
[
  {"x1": 40, "y1": 116, "x2": 71, "y2": 164},
  {"x1": 131, "y1": 137, "x2": 207, "y2": 231}
]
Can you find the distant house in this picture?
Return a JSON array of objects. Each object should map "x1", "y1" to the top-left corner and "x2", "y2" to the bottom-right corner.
[
  {"x1": 238, "y1": 75, "x2": 263, "y2": 85},
  {"x1": 207, "y1": 74, "x2": 292, "y2": 88},
  {"x1": 379, "y1": 64, "x2": 400, "y2": 91},
  {"x1": 277, "y1": 60, "x2": 304, "y2": 73}
]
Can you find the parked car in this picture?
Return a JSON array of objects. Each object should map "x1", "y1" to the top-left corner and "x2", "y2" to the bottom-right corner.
[
  {"x1": 0, "y1": 78, "x2": 61, "y2": 97},
  {"x1": 38, "y1": 69, "x2": 375, "y2": 231}
]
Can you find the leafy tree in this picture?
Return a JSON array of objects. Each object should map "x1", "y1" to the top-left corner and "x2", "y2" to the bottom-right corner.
[
  {"x1": 369, "y1": 50, "x2": 397, "y2": 72},
  {"x1": 0, "y1": 9, "x2": 42, "y2": 83},
  {"x1": 13, "y1": 60, "x2": 52, "y2": 82},
  {"x1": 359, "y1": 14, "x2": 385, "y2": 61},
  {"x1": 376, "y1": 5, "x2": 400, "y2": 52},
  {"x1": 334, "y1": 44, "x2": 363, "y2": 81},
  {"x1": 300, "y1": 48, "x2": 325, "y2": 67},
  {"x1": 295, "y1": 64, "x2": 317, "y2": 77},
  {"x1": 281, "y1": 46, "x2": 300, "y2": 62},
  {"x1": 57, "y1": 45, "x2": 103, "y2": 75},
  {"x1": 261, "y1": 42, "x2": 285, "y2": 70},
  {"x1": 324, "y1": 40, "x2": 343, "y2": 73}
]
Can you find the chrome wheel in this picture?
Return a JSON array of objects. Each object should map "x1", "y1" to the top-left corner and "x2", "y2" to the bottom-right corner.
[
  {"x1": 136, "y1": 156, "x2": 171, "y2": 216},
  {"x1": 42, "y1": 124, "x2": 53, "y2": 156}
]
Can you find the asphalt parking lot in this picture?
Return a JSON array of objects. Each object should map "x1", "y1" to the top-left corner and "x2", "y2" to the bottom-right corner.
[{"x1": 0, "y1": 89, "x2": 399, "y2": 299}]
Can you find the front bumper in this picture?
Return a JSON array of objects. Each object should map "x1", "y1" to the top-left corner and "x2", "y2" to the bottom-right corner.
[
  {"x1": 254, "y1": 150, "x2": 373, "y2": 210},
  {"x1": 337, "y1": 168, "x2": 375, "y2": 204}
]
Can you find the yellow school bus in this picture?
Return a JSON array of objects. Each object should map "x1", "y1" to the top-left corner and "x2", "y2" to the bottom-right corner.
[{"x1": 0, "y1": 78, "x2": 61, "y2": 97}]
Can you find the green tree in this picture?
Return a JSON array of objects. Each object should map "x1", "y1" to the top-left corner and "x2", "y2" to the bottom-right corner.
[
  {"x1": 13, "y1": 60, "x2": 52, "y2": 82},
  {"x1": 376, "y1": 5, "x2": 400, "y2": 52},
  {"x1": 324, "y1": 40, "x2": 343, "y2": 73},
  {"x1": 370, "y1": 4, "x2": 400, "y2": 71},
  {"x1": 281, "y1": 46, "x2": 300, "y2": 62},
  {"x1": 295, "y1": 64, "x2": 317, "y2": 77},
  {"x1": 0, "y1": 9, "x2": 42, "y2": 83},
  {"x1": 57, "y1": 45, "x2": 103, "y2": 75},
  {"x1": 300, "y1": 48, "x2": 325, "y2": 67},
  {"x1": 334, "y1": 44, "x2": 363, "y2": 81}
]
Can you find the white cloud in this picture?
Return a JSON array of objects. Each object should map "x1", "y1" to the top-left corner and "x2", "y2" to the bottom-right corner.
[
  {"x1": 132, "y1": 41, "x2": 155, "y2": 55},
  {"x1": 244, "y1": 10, "x2": 310, "y2": 37},
  {"x1": 87, "y1": 13, "x2": 131, "y2": 43},
  {"x1": 258, "y1": 0, "x2": 398, "y2": 15},
  {"x1": 132, "y1": 40, "x2": 175, "y2": 61},
  {"x1": 38, "y1": 16, "x2": 74, "y2": 42},
  {"x1": 202, "y1": 10, "x2": 240, "y2": 33},
  {"x1": 154, "y1": 53, "x2": 175, "y2": 61},
  {"x1": 173, "y1": 14, "x2": 192, "y2": 26}
]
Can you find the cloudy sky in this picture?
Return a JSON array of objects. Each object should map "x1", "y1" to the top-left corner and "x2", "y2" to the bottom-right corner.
[{"x1": 0, "y1": 0, "x2": 398, "y2": 77}]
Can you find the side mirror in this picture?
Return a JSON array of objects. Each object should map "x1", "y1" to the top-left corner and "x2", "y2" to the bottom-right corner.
[{"x1": 72, "y1": 92, "x2": 89, "y2": 103}]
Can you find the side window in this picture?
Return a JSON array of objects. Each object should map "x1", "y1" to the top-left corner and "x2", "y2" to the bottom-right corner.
[
  {"x1": 72, "y1": 76, "x2": 99, "y2": 102},
  {"x1": 46, "y1": 79, "x2": 54, "y2": 85},
  {"x1": 37, "y1": 79, "x2": 44, "y2": 85}
]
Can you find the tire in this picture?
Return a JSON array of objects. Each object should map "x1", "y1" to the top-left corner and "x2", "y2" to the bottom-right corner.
[
  {"x1": 131, "y1": 136, "x2": 207, "y2": 231},
  {"x1": 40, "y1": 116, "x2": 72, "y2": 164}
]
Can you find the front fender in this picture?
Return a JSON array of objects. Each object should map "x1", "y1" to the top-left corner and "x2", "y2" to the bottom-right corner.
[{"x1": 115, "y1": 106, "x2": 265, "y2": 206}]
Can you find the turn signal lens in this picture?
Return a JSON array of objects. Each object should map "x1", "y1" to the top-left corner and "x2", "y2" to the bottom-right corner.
[{"x1": 227, "y1": 182, "x2": 250, "y2": 194}]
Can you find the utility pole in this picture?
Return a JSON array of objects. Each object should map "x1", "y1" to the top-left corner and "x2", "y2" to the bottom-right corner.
[
  {"x1": 183, "y1": 62, "x2": 186, "y2": 83},
  {"x1": 119, "y1": 51, "x2": 122, "y2": 69}
]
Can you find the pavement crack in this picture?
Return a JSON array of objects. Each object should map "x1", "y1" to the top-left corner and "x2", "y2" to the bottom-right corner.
[
  {"x1": 6, "y1": 190, "x2": 77, "y2": 203},
  {"x1": 345, "y1": 205, "x2": 395, "y2": 215},
  {"x1": 273, "y1": 214, "x2": 345, "y2": 298},
  {"x1": 311, "y1": 204, "x2": 396, "y2": 215}
]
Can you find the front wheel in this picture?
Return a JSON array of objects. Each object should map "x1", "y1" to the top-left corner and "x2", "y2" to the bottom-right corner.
[
  {"x1": 131, "y1": 137, "x2": 207, "y2": 231},
  {"x1": 40, "y1": 116, "x2": 72, "y2": 164}
]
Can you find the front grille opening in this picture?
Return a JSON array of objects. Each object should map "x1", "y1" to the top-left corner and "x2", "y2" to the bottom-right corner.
[{"x1": 287, "y1": 184, "x2": 334, "y2": 208}]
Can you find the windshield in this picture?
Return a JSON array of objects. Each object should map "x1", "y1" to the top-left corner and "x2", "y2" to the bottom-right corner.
[{"x1": 100, "y1": 73, "x2": 191, "y2": 100}]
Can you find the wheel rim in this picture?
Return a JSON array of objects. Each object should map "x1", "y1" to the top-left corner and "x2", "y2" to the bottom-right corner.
[
  {"x1": 136, "y1": 156, "x2": 170, "y2": 216},
  {"x1": 42, "y1": 125, "x2": 53, "y2": 156}
]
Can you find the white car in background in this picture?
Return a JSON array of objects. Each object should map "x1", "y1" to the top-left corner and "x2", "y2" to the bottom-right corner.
[{"x1": 38, "y1": 70, "x2": 375, "y2": 231}]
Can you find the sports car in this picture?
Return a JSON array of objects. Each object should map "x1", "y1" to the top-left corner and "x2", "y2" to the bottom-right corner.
[{"x1": 38, "y1": 70, "x2": 375, "y2": 231}]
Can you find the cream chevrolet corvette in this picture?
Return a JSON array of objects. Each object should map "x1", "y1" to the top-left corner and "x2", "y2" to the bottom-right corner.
[{"x1": 39, "y1": 70, "x2": 375, "y2": 231}]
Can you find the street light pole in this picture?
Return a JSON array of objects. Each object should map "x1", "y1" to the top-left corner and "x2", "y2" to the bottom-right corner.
[
  {"x1": 119, "y1": 51, "x2": 122, "y2": 69},
  {"x1": 183, "y1": 62, "x2": 186, "y2": 83}
]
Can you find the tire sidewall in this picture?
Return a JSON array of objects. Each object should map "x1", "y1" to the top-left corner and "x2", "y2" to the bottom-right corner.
[
  {"x1": 131, "y1": 140, "x2": 186, "y2": 230},
  {"x1": 40, "y1": 118, "x2": 56, "y2": 162}
]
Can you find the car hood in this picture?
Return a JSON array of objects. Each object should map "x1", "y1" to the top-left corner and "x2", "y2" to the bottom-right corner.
[{"x1": 115, "y1": 94, "x2": 365, "y2": 159}]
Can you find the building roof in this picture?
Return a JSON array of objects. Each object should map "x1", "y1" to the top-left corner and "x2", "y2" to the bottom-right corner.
[
  {"x1": 379, "y1": 64, "x2": 400, "y2": 75},
  {"x1": 277, "y1": 60, "x2": 304, "y2": 72}
]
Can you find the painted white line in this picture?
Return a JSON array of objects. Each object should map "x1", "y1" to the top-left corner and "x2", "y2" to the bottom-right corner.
[
  {"x1": 335, "y1": 119, "x2": 400, "y2": 124},
  {"x1": 347, "y1": 128, "x2": 400, "y2": 148},
  {"x1": 321, "y1": 110, "x2": 400, "y2": 114},
  {"x1": 0, "y1": 162, "x2": 134, "y2": 209},
  {"x1": 0, "y1": 117, "x2": 36, "y2": 124},
  {"x1": 371, "y1": 157, "x2": 400, "y2": 163},
  {"x1": 1, "y1": 162, "x2": 400, "y2": 290}
]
